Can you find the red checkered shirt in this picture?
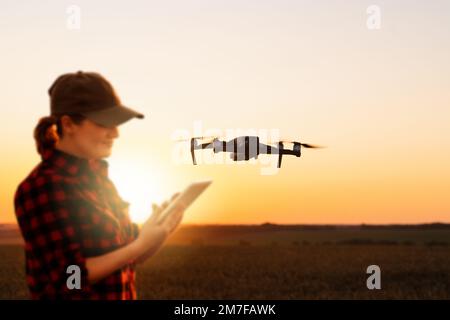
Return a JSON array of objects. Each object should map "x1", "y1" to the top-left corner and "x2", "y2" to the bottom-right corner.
[{"x1": 14, "y1": 147, "x2": 140, "y2": 300}]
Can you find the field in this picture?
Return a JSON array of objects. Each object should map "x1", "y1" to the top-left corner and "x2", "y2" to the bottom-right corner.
[{"x1": 1, "y1": 224, "x2": 450, "y2": 299}]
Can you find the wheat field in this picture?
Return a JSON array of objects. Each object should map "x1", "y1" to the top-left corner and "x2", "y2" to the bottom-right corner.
[{"x1": 1, "y1": 239, "x2": 449, "y2": 299}]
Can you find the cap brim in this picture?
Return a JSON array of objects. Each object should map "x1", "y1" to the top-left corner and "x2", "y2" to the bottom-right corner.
[{"x1": 81, "y1": 105, "x2": 144, "y2": 127}]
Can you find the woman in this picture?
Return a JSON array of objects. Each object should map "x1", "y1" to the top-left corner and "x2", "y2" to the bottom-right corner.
[{"x1": 14, "y1": 71, "x2": 184, "y2": 299}]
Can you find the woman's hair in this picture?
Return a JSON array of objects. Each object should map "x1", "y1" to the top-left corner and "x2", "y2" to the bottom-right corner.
[{"x1": 33, "y1": 114, "x2": 86, "y2": 155}]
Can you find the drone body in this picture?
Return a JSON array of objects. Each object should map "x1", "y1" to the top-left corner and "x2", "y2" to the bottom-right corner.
[{"x1": 186, "y1": 136, "x2": 319, "y2": 168}]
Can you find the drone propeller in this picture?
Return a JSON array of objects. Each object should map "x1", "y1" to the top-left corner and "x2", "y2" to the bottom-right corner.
[
  {"x1": 279, "y1": 141, "x2": 323, "y2": 148},
  {"x1": 173, "y1": 136, "x2": 217, "y2": 142},
  {"x1": 300, "y1": 143, "x2": 323, "y2": 148}
]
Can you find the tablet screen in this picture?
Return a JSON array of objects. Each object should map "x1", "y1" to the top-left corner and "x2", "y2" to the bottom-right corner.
[{"x1": 157, "y1": 180, "x2": 212, "y2": 224}]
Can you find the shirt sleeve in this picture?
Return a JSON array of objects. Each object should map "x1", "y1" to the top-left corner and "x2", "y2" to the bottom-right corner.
[
  {"x1": 15, "y1": 174, "x2": 92, "y2": 299},
  {"x1": 102, "y1": 177, "x2": 140, "y2": 242}
]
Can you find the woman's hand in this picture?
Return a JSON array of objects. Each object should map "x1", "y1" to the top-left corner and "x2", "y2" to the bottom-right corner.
[
  {"x1": 85, "y1": 193, "x2": 184, "y2": 283},
  {"x1": 134, "y1": 193, "x2": 185, "y2": 263}
]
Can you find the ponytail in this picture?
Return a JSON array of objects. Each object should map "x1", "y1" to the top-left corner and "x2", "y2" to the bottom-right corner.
[
  {"x1": 34, "y1": 116, "x2": 59, "y2": 155},
  {"x1": 34, "y1": 114, "x2": 87, "y2": 155}
]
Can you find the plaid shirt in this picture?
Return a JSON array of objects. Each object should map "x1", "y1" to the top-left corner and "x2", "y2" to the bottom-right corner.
[{"x1": 14, "y1": 147, "x2": 140, "y2": 300}]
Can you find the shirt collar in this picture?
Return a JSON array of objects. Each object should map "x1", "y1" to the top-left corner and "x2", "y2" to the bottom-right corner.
[{"x1": 41, "y1": 147, "x2": 109, "y2": 177}]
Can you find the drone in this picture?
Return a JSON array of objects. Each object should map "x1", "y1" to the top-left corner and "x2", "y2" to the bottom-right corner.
[{"x1": 177, "y1": 136, "x2": 322, "y2": 168}]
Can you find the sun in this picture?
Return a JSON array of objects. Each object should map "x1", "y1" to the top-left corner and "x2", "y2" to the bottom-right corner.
[{"x1": 108, "y1": 160, "x2": 165, "y2": 224}]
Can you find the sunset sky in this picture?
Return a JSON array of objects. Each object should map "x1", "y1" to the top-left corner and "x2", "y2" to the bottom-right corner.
[{"x1": 1, "y1": 0, "x2": 449, "y2": 224}]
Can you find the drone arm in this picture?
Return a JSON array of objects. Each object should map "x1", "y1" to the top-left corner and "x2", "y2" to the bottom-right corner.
[
  {"x1": 257, "y1": 143, "x2": 278, "y2": 155},
  {"x1": 277, "y1": 142, "x2": 283, "y2": 168},
  {"x1": 199, "y1": 143, "x2": 214, "y2": 149},
  {"x1": 190, "y1": 138, "x2": 197, "y2": 165}
]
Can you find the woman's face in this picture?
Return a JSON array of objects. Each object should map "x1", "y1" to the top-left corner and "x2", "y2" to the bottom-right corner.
[{"x1": 61, "y1": 116, "x2": 119, "y2": 159}]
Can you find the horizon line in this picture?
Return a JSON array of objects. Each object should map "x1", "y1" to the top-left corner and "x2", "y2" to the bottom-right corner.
[{"x1": 3, "y1": 221, "x2": 450, "y2": 227}]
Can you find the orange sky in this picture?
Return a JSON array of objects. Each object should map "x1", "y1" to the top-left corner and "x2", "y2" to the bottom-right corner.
[{"x1": 1, "y1": 1, "x2": 450, "y2": 224}]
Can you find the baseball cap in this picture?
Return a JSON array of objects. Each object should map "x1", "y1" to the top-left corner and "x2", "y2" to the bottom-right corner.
[{"x1": 48, "y1": 71, "x2": 144, "y2": 127}]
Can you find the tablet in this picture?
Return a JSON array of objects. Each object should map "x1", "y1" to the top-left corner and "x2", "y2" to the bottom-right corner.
[{"x1": 157, "y1": 180, "x2": 213, "y2": 224}]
